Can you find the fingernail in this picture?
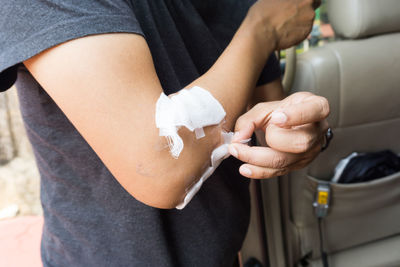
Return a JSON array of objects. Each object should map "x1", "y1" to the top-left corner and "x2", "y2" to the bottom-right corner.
[
  {"x1": 270, "y1": 111, "x2": 287, "y2": 124},
  {"x1": 228, "y1": 144, "x2": 238, "y2": 158},
  {"x1": 240, "y1": 166, "x2": 252, "y2": 177}
]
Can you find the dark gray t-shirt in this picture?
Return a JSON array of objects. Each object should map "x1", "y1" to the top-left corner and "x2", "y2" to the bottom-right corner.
[{"x1": 0, "y1": 1, "x2": 280, "y2": 266}]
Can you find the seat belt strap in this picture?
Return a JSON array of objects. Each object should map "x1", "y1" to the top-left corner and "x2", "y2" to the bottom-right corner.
[{"x1": 313, "y1": 182, "x2": 331, "y2": 267}]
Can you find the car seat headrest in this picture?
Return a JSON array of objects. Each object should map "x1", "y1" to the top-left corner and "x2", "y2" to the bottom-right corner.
[{"x1": 327, "y1": 0, "x2": 400, "y2": 39}]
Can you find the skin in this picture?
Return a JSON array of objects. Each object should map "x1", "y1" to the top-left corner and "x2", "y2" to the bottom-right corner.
[
  {"x1": 231, "y1": 88, "x2": 330, "y2": 178},
  {"x1": 24, "y1": 0, "x2": 324, "y2": 209}
]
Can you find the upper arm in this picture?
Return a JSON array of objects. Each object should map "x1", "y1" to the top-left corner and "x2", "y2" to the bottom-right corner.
[{"x1": 24, "y1": 33, "x2": 213, "y2": 208}]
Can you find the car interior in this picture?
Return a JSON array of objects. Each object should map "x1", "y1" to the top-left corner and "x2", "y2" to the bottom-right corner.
[{"x1": 240, "y1": 0, "x2": 400, "y2": 266}]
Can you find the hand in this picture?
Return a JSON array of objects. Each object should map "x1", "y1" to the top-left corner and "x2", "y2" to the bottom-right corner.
[
  {"x1": 247, "y1": 0, "x2": 321, "y2": 50},
  {"x1": 229, "y1": 92, "x2": 330, "y2": 179}
]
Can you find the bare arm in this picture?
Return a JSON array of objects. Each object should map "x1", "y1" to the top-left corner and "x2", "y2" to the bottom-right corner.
[{"x1": 24, "y1": 0, "x2": 317, "y2": 208}]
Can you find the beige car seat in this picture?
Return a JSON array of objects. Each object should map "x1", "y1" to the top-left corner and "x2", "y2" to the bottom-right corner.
[{"x1": 241, "y1": 1, "x2": 400, "y2": 266}]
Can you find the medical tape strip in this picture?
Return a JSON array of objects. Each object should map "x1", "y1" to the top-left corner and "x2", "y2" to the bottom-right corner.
[
  {"x1": 175, "y1": 132, "x2": 233, "y2": 209},
  {"x1": 175, "y1": 134, "x2": 251, "y2": 209},
  {"x1": 155, "y1": 86, "x2": 226, "y2": 158}
]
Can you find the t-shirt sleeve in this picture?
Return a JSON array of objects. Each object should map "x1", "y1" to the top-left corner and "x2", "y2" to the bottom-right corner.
[{"x1": 0, "y1": 0, "x2": 144, "y2": 92}]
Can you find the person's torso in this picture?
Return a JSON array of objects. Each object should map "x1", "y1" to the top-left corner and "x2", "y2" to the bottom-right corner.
[{"x1": 15, "y1": 1, "x2": 253, "y2": 266}]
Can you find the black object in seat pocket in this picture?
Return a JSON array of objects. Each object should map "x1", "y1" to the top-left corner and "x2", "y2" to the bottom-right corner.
[{"x1": 335, "y1": 150, "x2": 400, "y2": 184}]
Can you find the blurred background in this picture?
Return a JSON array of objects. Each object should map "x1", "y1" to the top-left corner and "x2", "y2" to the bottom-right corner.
[
  {"x1": 0, "y1": 86, "x2": 41, "y2": 220},
  {"x1": 0, "y1": 86, "x2": 42, "y2": 267}
]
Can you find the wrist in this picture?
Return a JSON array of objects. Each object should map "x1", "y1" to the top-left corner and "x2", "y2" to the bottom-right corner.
[{"x1": 243, "y1": 5, "x2": 278, "y2": 54}]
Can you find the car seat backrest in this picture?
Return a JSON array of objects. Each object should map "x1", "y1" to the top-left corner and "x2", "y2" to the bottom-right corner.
[
  {"x1": 291, "y1": 1, "x2": 400, "y2": 178},
  {"x1": 328, "y1": 0, "x2": 400, "y2": 39},
  {"x1": 284, "y1": 1, "x2": 400, "y2": 265}
]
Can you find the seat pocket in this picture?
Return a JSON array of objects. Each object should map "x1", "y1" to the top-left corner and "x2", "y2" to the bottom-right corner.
[{"x1": 300, "y1": 171, "x2": 400, "y2": 256}]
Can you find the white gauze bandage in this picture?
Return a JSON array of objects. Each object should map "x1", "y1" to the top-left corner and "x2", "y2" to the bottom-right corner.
[
  {"x1": 155, "y1": 86, "x2": 226, "y2": 158},
  {"x1": 155, "y1": 86, "x2": 249, "y2": 209}
]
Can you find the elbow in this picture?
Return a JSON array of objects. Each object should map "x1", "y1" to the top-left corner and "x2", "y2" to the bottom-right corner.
[
  {"x1": 109, "y1": 134, "x2": 208, "y2": 209},
  {"x1": 144, "y1": 198, "x2": 182, "y2": 210},
  {"x1": 137, "y1": 190, "x2": 184, "y2": 210},
  {"x1": 121, "y1": 171, "x2": 187, "y2": 209}
]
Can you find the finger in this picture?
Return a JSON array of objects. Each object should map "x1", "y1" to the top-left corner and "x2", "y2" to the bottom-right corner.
[
  {"x1": 239, "y1": 164, "x2": 289, "y2": 179},
  {"x1": 228, "y1": 143, "x2": 301, "y2": 168},
  {"x1": 238, "y1": 137, "x2": 324, "y2": 179},
  {"x1": 266, "y1": 122, "x2": 324, "y2": 153},
  {"x1": 269, "y1": 95, "x2": 329, "y2": 127},
  {"x1": 285, "y1": 138, "x2": 323, "y2": 170},
  {"x1": 232, "y1": 101, "x2": 280, "y2": 142}
]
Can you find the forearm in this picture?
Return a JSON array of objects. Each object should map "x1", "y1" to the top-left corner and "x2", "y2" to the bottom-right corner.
[
  {"x1": 149, "y1": 15, "x2": 277, "y2": 207},
  {"x1": 188, "y1": 15, "x2": 274, "y2": 130}
]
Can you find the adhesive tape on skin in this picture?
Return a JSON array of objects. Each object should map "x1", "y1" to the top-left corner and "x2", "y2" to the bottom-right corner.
[
  {"x1": 175, "y1": 132, "x2": 234, "y2": 209},
  {"x1": 175, "y1": 133, "x2": 251, "y2": 210},
  {"x1": 155, "y1": 86, "x2": 226, "y2": 158}
]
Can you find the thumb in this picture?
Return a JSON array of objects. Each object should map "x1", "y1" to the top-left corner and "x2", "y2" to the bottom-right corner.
[
  {"x1": 232, "y1": 118, "x2": 255, "y2": 143},
  {"x1": 232, "y1": 101, "x2": 279, "y2": 143}
]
